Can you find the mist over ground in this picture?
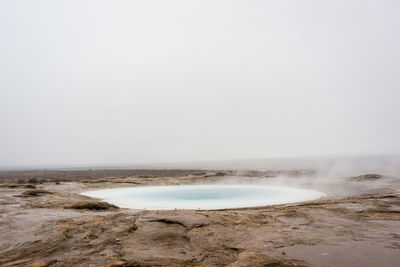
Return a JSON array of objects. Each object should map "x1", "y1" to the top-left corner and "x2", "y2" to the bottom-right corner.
[
  {"x1": 1, "y1": 0, "x2": 400, "y2": 168},
  {"x1": 158, "y1": 155, "x2": 400, "y2": 177}
]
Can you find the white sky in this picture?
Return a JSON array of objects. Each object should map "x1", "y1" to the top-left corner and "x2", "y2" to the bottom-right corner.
[{"x1": 0, "y1": 0, "x2": 399, "y2": 167}]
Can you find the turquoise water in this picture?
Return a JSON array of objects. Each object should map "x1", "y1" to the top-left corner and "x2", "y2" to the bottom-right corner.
[{"x1": 81, "y1": 185, "x2": 325, "y2": 210}]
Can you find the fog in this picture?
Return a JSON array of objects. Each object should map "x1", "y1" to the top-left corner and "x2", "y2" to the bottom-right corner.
[{"x1": 1, "y1": 0, "x2": 400, "y2": 168}]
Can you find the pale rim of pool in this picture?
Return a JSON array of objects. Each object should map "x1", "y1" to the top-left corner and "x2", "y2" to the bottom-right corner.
[{"x1": 81, "y1": 184, "x2": 326, "y2": 210}]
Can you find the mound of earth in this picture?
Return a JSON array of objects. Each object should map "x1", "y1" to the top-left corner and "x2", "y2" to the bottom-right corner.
[
  {"x1": 20, "y1": 189, "x2": 53, "y2": 197},
  {"x1": 67, "y1": 201, "x2": 119, "y2": 211},
  {"x1": 348, "y1": 174, "x2": 384, "y2": 181}
]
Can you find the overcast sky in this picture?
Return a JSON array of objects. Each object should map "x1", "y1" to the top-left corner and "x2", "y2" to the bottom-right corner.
[{"x1": 0, "y1": 0, "x2": 399, "y2": 167}]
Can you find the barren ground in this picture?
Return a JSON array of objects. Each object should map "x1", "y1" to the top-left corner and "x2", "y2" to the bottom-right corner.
[{"x1": 0, "y1": 169, "x2": 399, "y2": 267}]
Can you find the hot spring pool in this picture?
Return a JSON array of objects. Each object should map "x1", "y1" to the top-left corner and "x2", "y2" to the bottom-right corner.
[{"x1": 81, "y1": 185, "x2": 325, "y2": 210}]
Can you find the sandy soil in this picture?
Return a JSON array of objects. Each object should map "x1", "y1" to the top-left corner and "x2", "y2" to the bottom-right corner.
[{"x1": 0, "y1": 170, "x2": 399, "y2": 266}]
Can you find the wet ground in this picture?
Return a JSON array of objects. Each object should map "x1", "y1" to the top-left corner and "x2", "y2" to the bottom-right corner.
[{"x1": 0, "y1": 170, "x2": 399, "y2": 266}]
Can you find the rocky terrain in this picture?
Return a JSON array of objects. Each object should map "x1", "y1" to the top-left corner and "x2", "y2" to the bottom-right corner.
[{"x1": 0, "y1": 170, "x2": 399, "y2": 266}]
